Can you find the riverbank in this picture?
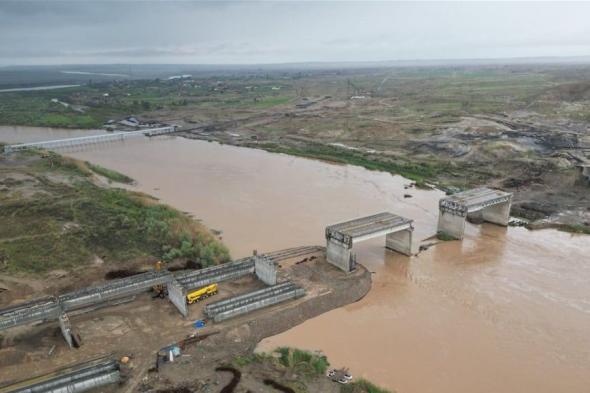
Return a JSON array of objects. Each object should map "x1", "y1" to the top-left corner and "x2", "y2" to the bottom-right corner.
[{"x1": 0, "y1": 149, "x2": 229, "y2": 276}]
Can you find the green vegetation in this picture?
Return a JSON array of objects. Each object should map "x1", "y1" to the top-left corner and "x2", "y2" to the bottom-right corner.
[
  {"x1": 257, "y1": 142, "x2": 441, "y2": 187},
  {"x1": 232, "y1": 348, "x2": 392, "y2": 393},
  {"x1": 0, "y1": 151, "x2": 230, "y2": 274},
  {"x1": 86, "y1": 162, "x2": 134, "y2": 184},
  {"x1": 560, "y1": 224, "x2": 590, "y2": 235},
  {"x1": 276, "y1": 347, "x2": 330, "y2": 376},
  {"x1": 341, "y1": 379, "x2": 393, "y2": 393},
  {"x1": 436, "y1": 231, "x2": 457, "y2": 241},
  {"x1": 252, "y1": 95, "x2": 291, "y2": 108}
]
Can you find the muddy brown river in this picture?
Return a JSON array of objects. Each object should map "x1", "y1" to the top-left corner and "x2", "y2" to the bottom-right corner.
[{"x1": 2, "y1": 127, "x2": 590, "y2": 393}]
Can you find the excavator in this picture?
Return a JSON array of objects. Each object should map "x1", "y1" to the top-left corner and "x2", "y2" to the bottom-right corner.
[{"x1": 152, "y1": 261, "x2": 167, "y2": 298}]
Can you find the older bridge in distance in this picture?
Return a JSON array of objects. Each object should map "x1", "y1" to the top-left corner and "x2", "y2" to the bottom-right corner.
[
  {"x1": 325, "y1": 212, "x2": 414, "y2": 272},
  {"x1": 2, "y1": 126, "x2": 178, "y2": 154},
  {"x1": 437, "y1": 187, "x2": 512, "y2": 239}
]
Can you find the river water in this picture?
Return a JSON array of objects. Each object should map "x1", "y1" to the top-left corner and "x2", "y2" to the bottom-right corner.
[{"x1": 2, "y1": 127, "x2": 589, "y2": 393}]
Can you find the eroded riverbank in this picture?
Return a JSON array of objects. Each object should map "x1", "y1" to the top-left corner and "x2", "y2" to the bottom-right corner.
[{"x1": 2, "y1": 126, "x2": 590, "y2": 393}]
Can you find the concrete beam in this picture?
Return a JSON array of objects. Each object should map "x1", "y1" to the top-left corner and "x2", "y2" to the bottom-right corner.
[
  {"x1": 205, "y1": 282, "x2": 305, "y2": 322},
  {"x1": 0, "y1": 356, "x2": 120, "y2": 393}
]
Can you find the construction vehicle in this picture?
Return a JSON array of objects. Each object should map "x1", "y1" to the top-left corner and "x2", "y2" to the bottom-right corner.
[
  {"x1": 186, "y1": 283, "x2": 218, "y2": 304},
  {"x1": 152, "y1": 261, "x2": 167, "y2": 298}
]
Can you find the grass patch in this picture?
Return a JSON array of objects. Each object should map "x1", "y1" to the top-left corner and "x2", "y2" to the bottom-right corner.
[
  {"x1": 257, "y1": 142, "x2": 441, "y2": 186},
  {"x1": 558, "y1": 223, "x2": 590, "y2": 235},
  {"x1": 251, "y1": 95, "x2": 291, "y2": 109},
  {"x1": 86, "y1": 162, "x2": 134, "y2": 184},
  {"x1": 0, "y1": 151, "x2": 230, "y2": 274},
  {"x1": 276, "y1": 347, "x2": 330, "y2": 377},
  {"x1": 436, "y1": 231, "x2": 457, "y2": 241},
  {"x1": 341, "y1": 378, "x2": 393, "y2": 393}
]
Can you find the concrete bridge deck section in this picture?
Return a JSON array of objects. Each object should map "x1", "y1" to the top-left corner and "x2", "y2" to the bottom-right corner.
[
  {"x1": 0, "y1": 355, "x2": 120, "y2": 393},
  {"x1": 3, "y1": 126, "x2": 177, "y2": 154},
  {"x1": 325, "y1": 212, "x2": 414, "y2": 272},
  {"x1": 437, "y1": 187, "x2": 512, "y2": 239}
]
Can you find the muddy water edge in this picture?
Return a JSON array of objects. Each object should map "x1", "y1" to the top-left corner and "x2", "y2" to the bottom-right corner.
[{"x1": 2, "y1": 127, "x2": 590, "y2": 393}]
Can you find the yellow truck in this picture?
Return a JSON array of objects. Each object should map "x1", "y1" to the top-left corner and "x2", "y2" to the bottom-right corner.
[{"x1": 186, "y1": 283, "x2": 218, "y2": 304}]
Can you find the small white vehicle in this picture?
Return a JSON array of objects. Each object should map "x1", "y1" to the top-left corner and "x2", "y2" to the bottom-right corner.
[
  {"x1": 343, "y1": 373, "x2": 353, "y2": 381},
  {"x1": 337, "y1": 377, "x2": 349, "y2": 384}
]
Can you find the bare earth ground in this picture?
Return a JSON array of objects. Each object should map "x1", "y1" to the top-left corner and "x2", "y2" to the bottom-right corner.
[{"x1": 0, "y1": 254, "x2": 371, "y2": 393}]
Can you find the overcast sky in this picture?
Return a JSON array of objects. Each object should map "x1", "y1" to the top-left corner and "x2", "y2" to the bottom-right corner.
[{"x1": 1, "y1": 1, "x2": 589, "y2": 66}]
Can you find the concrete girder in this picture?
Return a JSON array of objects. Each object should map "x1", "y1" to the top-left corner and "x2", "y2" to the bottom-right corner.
[
  {"x1": 0, "y1": 356, "x2": 120, "y2": 393},
  {"x1": 204, "y1": 282, "x2": 305, "y2": 322}
]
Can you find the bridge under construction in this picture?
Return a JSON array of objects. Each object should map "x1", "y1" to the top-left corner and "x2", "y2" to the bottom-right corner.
[{"x1": 0, "y1": 246, "x2": 320, "y2": 348}]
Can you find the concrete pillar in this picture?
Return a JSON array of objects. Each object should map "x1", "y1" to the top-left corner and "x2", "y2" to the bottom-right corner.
[
  {"x1": 255, "y1": 255, "x2": 278, "y2": 286},
  {"x1": 58, "y1": 312, "x2": 74, "y2": 349},
  {"x1": 326, "y1": 239, "x2": 353, "y2": 272},
  {"x1": 385, "y1": 229, "x2": 414, "y2": 256},
  {"x1": 437, "y1": 210, "x2": 466, "y2": 240},
  {"x1": 482, "y1": 199, "x2": 511, "y2": 226},
  {"x1": 167, "y1": 279, "x2": 188, "y2": 318}
]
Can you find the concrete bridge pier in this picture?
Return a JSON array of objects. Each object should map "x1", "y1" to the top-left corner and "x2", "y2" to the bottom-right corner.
[
  {"x1": 326, "y1": 239, "x2": 355, "y2": 272},
  {"x1": 167, "y1": 279, "x2": 188, "y2": 318},
  {"x1": 437, "y1": 210, "x2": 467, "y2": 239},
  {"x1": 58, "y1": 311, "x2": 74, "y2": 349},
  {"x1": 385, "y1": 229, "x2": 414, "y2": 256},
  {"x1": 482, "y1": 200, "x2": 511, "y2": 226},
  {"x1": 254, "y1": 255, "x2": 278, "y2": 286}
]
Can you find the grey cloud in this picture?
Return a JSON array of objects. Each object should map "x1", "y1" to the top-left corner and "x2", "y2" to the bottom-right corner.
[{"x1": 0, "y1": 1, "x2": 589, "y2": 65}]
